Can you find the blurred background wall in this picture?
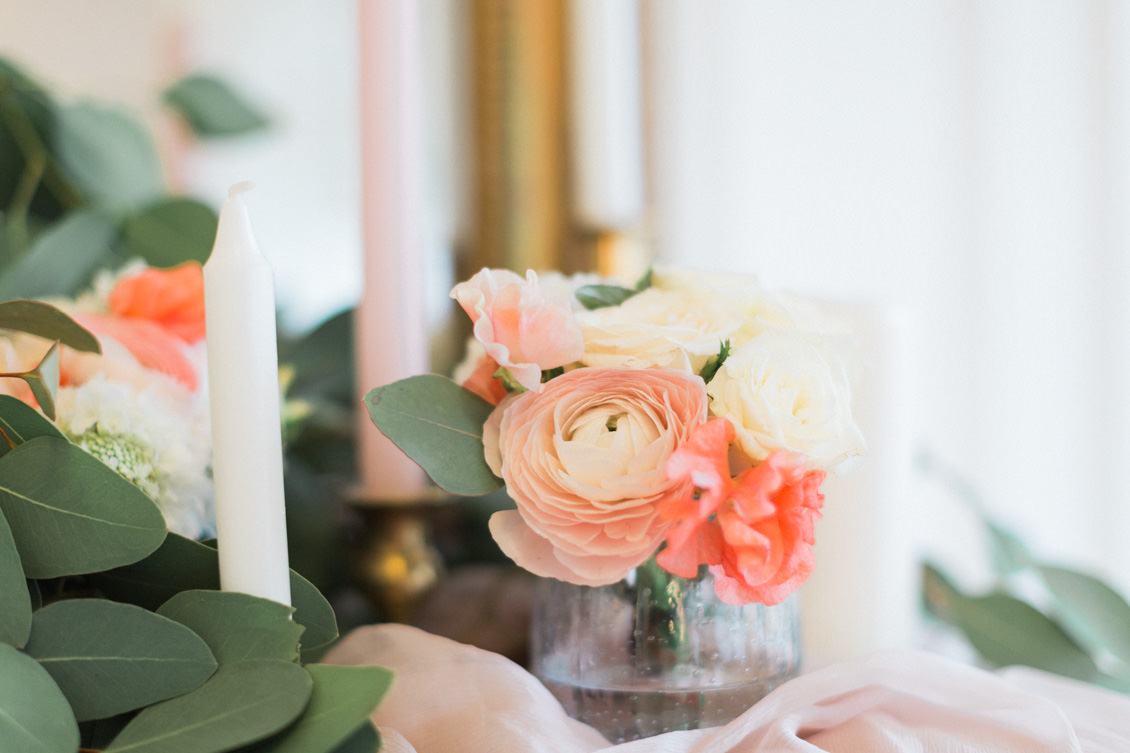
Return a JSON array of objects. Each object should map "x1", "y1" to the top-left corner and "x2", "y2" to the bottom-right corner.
[{"x1": 3, "y1": 0, "x2": 1128, "y2": 660}]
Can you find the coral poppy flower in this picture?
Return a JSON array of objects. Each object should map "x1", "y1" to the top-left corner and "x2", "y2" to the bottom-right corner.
[{"x1": 657, "y1": 417, "x2": 825, "y2": 606}]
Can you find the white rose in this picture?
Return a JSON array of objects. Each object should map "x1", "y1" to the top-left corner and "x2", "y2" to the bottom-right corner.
[
  {"x1": 578, "y1": 287, "x2": 748, "y2": 372},
  {"x1": 706, "y1": 330, "x2": 865, "y2": 471},
  {"x1": 652, "y1": 265, "x2": 764, "y2": 302}
]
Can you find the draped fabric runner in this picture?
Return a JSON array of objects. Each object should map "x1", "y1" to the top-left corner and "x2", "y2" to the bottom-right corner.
[{"x1": 324, "y1": 624, "x2": 1130, "y2": 753}]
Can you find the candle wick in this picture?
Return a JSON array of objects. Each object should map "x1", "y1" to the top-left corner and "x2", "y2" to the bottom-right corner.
[{"x1": 228, "y1": 180, "x2": 256, "y2": 199}]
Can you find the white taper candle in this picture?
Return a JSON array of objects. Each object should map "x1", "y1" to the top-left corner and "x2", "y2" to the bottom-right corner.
[{"x1": 204, "y1": 182, "x2": 292, "y2": 606}]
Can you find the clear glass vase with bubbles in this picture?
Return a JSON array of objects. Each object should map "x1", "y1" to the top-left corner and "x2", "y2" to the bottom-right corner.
[{"x1": 530, "y1": 557, "x2": 801, "y2": 744}]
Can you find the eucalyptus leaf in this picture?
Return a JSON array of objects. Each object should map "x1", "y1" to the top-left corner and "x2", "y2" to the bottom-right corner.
[
  {"x1": 93, "y1": 533, "x2": 222, "y2": 610},
  {"x1": 0, "y1": 299, "x2": 100, "y2": 352},
  {"x1": 25, "y1": 600, "x2": 217, "y2": 721},
  {"x1": 0, "y1": 507, "x2": 31, "y2": 647},
  {"x1": 157, "y1": 590, "x2": 303, "y2": 664},
  {"x1": 94, "y1": 534, "x2": 338, "y2": 658},
  {"x1": 292, "y1": 568, "x2": 339, "y2": 660},
  {"x1": 364, "y1": 374, "x2": 501, "y2": 496},
  {"x1": 1037, "y1": 564, "x2": 1130, "y2": 665},
  {"x1": 242, "y1": 664, "x2": 393, "y2": 753},
  {"x1": 0, "y1": 642, "x2": 79, "y2": 753},
  {"x1": 326, "y1": 722, "x2": 380, "y2": 753},
  {"x1": 52, "y1": 100, "x2": 163, "y2": 207},
  {"x1": 984, "y1": 518, "x2": 1032, "y2": 576},
  {"x1": 0, "y1": 58, "x2": 71, "y2": 225},
  {"x1": 105, "y1": 660, "x2": 313, "y2": 753},
  {"x1": 81, "y1": 714, "x2": 133, "y2": 751},
  {"x1": 951, "y1": 590, "x2": 1100, "y2": 681},
  {"x1": 0, "y1": 209, "x2": 119, "y2": 299},
  {"x1": 27, "y1": 576, "x2": 41, "y2": 609},
  {"x1": 0, "y1": 393, "x2": 63, "y2": 457},
  {"x1": 20, "y1": 339, "x2": 59, "y2": 420},
  {"x1": 120, "y1": 198, "x2": 217, "y2": 267},
  {"x1": 920, "y1": 561, "x2": 960, "y2": 622},
  {"x1": 0, "y1": 436, "x2": 167, "y2": 578},
  {"x1": 163, "y1": 74, "x2": 270, "y2": 138}
]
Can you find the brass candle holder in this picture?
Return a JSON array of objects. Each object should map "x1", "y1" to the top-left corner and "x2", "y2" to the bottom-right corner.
[{"x1": 347, "y1": 489, "x2": 450, "y2": 625}]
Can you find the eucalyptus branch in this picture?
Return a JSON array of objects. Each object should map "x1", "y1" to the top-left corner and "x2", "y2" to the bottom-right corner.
[{"x1": 0, "y1": 89, "x2": 83, "y2": 225}]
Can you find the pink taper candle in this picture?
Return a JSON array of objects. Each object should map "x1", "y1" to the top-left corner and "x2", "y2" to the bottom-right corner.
[{"x1": 355, "y1": 0, "x2": 430, "y2": 502}]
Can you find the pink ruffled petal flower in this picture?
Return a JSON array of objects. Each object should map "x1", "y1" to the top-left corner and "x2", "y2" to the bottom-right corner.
[{"x1": 451, "y1": 268, "x2": 584, "y2": 392}]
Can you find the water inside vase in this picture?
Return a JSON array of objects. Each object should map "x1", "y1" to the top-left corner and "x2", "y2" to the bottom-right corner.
[{"x1": 530, "y1": 567, "x2": 801, "y2": 743}]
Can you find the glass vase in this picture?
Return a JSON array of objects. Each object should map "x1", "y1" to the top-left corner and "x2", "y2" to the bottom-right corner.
[{"x1": 529, "y1": 560, "x2": 801, "y2": 743}]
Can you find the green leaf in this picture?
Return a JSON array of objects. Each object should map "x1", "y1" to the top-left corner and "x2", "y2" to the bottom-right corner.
[
  {"x1": 364, "y1": 374, "x2": 501, "y2": 496},
  {"x1": 163, "y1": 74, "x2": 270, "y2": 138},
  {"x1": 327, "y1": 723, "x2": 379, "y2": 750},
  {"x1": 105, "y1": 660, "x2": 313, "y2": 753},
  {"x1": 19, "y1": 339, "x2": 59, "y2": 420},
  {"x1": 574, "y1": 269, "x2": 652, "y2": 311},
  {"x1": 0, "y1": 507, "x2": 31, "y2": 647},
  {"x1": 157, "y1": 590, "x2": 303, "y2": 664},
  {"x1": 920, "y1": 561, "x2": 960, "y2": 621},
  {"x1": 0, "y1": 642, "x2": 79, "y2": 753},
  {"x1": 953, "y1": 590, "x2": 1099, "y2": 681},
  {"x1": 1037, "y1": 564, "x2": 1130, "y2": 665},
  {"x1": 574, "y1": 283, "x2": 638, "y2": 310},
  {"x1": 52, "y1": 100, "x2": 163, "y2": 207},
  {"x1": 325, "y1": 722, "x2": 380, "y2": 753},
  {"x1": 0, "y1": 299, "x2": 100, "y2": 353},
  {"x1": 0, "y1": 436, "x2": 167, "y2": 578},
  {"x1": 243, "y1": 664, "x2": 393, "y2": 753},
  {"x1": 984, "y1": 518, "x2": 1032, "y2": 576},
  {"x1": 0, "y1": 393, "x2": 63, "y2": 457},
  {"x1": 25, "y1": 600, "x2": 217, "y2": 722},
  {"x1": 93, "y1": 534, "x2": 338, "y2": 659},
  {"x1": 92, "y1": 533, "x2": 223, "y2": 610},
  {"x1": 292, "y1": 569, "x2": 338, "y2": 661},
  {"x1": 81, "y1": 714, "x2": 133, "y2": 751},
  {"x1": 119, "y1": 198, "x2": 217, "y2": 267},
  {"x1": 0, "y1": 209, "x2": 119, "y2": 299},
  {"x1": 698, "y1": 340, "x2": 732, "y2": 384}
]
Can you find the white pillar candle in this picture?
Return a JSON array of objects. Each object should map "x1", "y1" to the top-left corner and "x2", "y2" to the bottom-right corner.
[
  {"x1": 204, "y1": 182, "x2": 292, "y2": 607},
  {"x1": 569, "y1": 0, "x2": 646, "y2": 230},
  {"x1": 801, "y1": 304, "x2": 920, "y2": 667},
  {"x1": 355, "y1": 0, "x2": 430, "y2": 502}
]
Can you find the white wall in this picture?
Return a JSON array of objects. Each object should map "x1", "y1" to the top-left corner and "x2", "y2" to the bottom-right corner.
[{"x1": 644, "y1": 0, "x2": 1130, "y2": 603}]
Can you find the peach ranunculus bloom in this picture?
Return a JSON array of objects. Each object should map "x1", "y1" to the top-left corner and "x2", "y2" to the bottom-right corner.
[
  {"x1": 451, "y1": 268, "x2": 585, "y2": 393},
  {"x1": 484, "y1": 366, "x2": 709, "y2": 586},
  {"x1": 658, "y1": 417, "x2": 825, "y2": 606}
]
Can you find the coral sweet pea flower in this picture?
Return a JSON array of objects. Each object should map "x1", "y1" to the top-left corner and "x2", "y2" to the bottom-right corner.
[{"x1": 657, "y1": 417, "x2": 825, "y2": 606}]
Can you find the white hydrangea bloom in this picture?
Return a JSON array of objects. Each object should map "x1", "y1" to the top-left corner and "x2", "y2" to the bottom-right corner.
[{"x1": 56, "y1": 373, "x2": 214, "y2": 539}]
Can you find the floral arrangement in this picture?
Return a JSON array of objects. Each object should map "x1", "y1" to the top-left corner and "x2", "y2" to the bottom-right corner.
[
  {"x1": 367, "y1": 266, "x2": 866, "y2": 606},
  {"x1": 0, "y1": 261, "x2": 215, "y2": 539}
]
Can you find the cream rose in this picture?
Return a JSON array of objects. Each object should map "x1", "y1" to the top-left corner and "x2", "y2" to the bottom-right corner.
[
  {"x1": 706, "y1": 331, "x2": 865, "y2": 471},
  {"x1": 578, "y1": 287, "x2": 748, "y2": 373},
  {"x1": 485, "y1": 367, "x2": 709, "y2": 585}
]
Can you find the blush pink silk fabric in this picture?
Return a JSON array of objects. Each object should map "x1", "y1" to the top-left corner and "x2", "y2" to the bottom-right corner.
[{"x1": 323, "y1": 624, "x2": 1130, "y2": 753}]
